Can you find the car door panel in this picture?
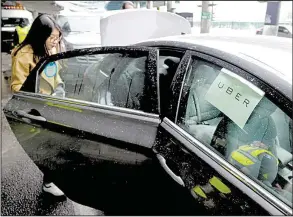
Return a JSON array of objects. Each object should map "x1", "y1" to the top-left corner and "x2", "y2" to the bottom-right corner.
[
  {"x1": 3, "y1": 93, "x2": 158, "y2": 177},
  {"x1": 6, "y1": 115, "x2": 159, "y2": 212},
  {"x1": 5, "y1": 93, "x2": 160, "y2": 148}
]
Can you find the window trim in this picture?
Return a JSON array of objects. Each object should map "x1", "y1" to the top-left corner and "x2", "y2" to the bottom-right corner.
[
  {"x1": 156, "y1": 49, "x2": 161, "y2": 115},
  {"x1": 12, "y1": 91, "x2": 160, "y2": 121},
  {"x1": 20, "y1": 46, "x2": 160, "y2": 114},
  {"x1": 172, "y1": 50, "x2": 293, "y2": 214},
  {"x1": 167, "y1": 51, "x2": 192, "y2": 122}
]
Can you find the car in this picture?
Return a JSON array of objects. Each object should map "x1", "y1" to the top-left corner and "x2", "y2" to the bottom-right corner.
[
  {"x1": 256, "y1": 25, "x2": 292, "y2": 38},
  {"x1": 3, "y1": 33, "x2": 292, "y2": 215},
  {"x1": 1, "y1": 3, "x2": 33, "y2": 53}
]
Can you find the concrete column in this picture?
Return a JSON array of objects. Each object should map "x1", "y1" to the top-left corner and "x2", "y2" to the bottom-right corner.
[
  {"x1": 200, "y1": 1, "x2": 211, "y2": 33},
  {"x1": 262, "y1": 1, "x2": 281, "y2": 36},
  {"x1": 167, "y1": 1, "x2": 172, "y2": 12},
  {"x1": 147, "y1": 1, "x2": 153, "y2": 9}
]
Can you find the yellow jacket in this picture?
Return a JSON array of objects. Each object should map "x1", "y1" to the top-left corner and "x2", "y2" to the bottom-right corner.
[
  {"x1": 11, "y1": 45, "x2": 64, "y2": 95},
  {"x1": 15, "y1": 25, "x2": 30, "y2": 44}
]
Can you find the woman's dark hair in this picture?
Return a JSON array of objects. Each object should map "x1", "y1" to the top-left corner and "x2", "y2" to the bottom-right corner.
[{"x1": 14, "y1": 14, "x2": 62, "y2": 60}]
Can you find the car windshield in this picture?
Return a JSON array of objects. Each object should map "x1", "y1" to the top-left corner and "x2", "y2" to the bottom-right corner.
[
  {"x1": 57, "y1": 15, "x2": 100, "y2": 33},
  {"x1": 283, "y1": 25, "x2": 292, "y2": 33},
  {"x1": 1, "y1": 17, "x2": 28, "y2": 27}
]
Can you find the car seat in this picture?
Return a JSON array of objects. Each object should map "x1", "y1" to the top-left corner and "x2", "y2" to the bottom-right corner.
[
  {"x1": 110, "y1": 56, "x2": 147, "y2": 109},
  {"x1": 83, "y1": 54, "x2": 122, "y2": 103},
  {"x1": 184, "y1": 64, "x2": 222, "y2": 145}
]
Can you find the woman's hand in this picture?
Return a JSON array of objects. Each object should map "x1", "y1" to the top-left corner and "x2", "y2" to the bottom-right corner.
[{"x1": 52, "y1": 83, "x2": 65, "y2": 98}]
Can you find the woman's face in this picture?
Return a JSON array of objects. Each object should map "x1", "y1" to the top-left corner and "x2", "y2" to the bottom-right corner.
[{"x1": 45, "y1": 28, "x2": 60, "y2": 51}]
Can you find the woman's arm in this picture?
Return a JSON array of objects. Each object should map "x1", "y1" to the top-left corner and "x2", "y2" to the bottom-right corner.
[
  {"x1": 55, "y1": 72, "x2": 64, "y2": 87},
  {"x1": 11, "y1": 54, "x2": 30, "y2": 92}
]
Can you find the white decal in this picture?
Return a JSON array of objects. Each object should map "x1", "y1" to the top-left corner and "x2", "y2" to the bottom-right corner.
[{"x1": 205, "y1": 68, "x2": 265, "y2": 129}]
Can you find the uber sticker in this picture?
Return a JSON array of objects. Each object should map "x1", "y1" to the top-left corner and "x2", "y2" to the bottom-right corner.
[
  {"x1": 44, "y1": 62, "x2": 57, "y2": 77},
  {"x1": 205, "y1": 68, "x2": 265, "y2": 129}
]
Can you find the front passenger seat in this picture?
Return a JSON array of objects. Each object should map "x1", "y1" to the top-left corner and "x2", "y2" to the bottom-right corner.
[
  {"x1": 185, "y1": 64, "x2": 222, "y2": 145},
  {"x1": 111, "y1": 57, "x2": 147, "y2": 110}
]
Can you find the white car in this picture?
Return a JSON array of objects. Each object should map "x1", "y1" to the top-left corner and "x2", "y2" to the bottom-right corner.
[
  {"x1": 256, "y1": 25, "x2": 292, "y2": 38},
  {"x1": 1, "y1": 5, "x2": 33, "y2": 52}
]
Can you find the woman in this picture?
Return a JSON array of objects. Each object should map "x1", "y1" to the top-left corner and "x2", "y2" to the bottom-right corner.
[
  {"x1": 10, "y1": 14, "x2": 66, "y2": 197},
  {"x1": 11, "y1": 14, "x2": 65, "y2": 97}
]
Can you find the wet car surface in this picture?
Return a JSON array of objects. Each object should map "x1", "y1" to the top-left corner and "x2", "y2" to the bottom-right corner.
[{"x1": 3, "y1": 35, "x2": 292, "y2": 215}]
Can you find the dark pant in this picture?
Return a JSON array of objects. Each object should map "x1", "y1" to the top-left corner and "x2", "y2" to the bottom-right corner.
[{"x1": 43, "y1": 169, "x2": 54, "y2": 184}]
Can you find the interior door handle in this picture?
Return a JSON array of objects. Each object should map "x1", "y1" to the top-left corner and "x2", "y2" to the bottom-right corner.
[
  {"x1": 156, "y1": 154, "x2": 185, "y2": 187},
  {"x1": 14, "y1": 110, "x2": 47, "y2": 122}
]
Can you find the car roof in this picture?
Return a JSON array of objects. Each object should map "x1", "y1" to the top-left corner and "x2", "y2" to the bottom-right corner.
[{"x1": 136, "y1": 34, "x2": 292, "y2": 100}]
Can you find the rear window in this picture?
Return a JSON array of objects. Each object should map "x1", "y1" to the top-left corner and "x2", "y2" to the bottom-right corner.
[{"x1": 1, "y1": 17, "x2": 28, "y2": 27}]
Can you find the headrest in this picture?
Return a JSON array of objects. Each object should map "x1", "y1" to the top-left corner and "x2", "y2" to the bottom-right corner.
[
  {"x1": 164, "y1": 57, "x2": 180, "y2": 67},
  {"x1": 193, "y1": 64, "x2": 218, "y2": 86},
  {"x1": 99, "y1": 53, "x2": 122, "y2": 74}
]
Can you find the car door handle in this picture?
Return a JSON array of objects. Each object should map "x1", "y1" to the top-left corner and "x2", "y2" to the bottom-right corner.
[
  {"x1": 156, "y1": 154, "x2": 185, "y2": 187},
  {"x1": 13, "y1": 110, "x2": 47, "y2": 122}
]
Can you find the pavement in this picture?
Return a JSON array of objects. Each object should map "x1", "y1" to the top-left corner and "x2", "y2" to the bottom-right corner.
[{"x1": 1, "y1": 52, "x2": 104, "y2": 216}]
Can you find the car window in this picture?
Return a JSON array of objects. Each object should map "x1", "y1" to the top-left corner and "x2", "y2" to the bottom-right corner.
[
  {"x1": 36, "y1": 51, "x2": 153, "y2": 112},
  {"x1": 1, "y1": 17, "x2": 29, "y2": 27},
  {"x1": 176, "y1": 58, "x2": 292, "y2": 207},
  {"x1": 278, "y1": 26, "x2": 289, "y2": 34}
]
